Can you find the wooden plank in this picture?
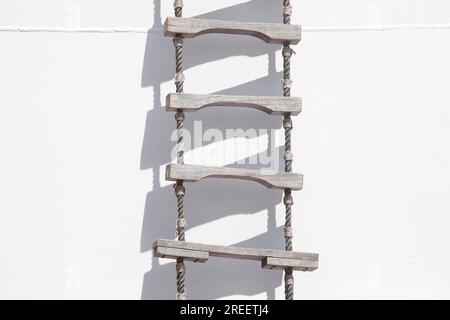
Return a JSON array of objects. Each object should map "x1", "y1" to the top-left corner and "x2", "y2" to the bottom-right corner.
[
  {"x1": 166, "y1": 164, "x2": 303, "y2": 190},
  {"x1": 153, "y1": 240, "x2": 318, "y2": 263},
  {"x1": 164, "y1": 17, "x2": 302, "y2": 44},
  {"x1": 166, "y1": 93, "x2": 302, "y2": 115},
  {"x1": 262, "y1": 257, "x2": 318, "y2": 272},
  {"x1": 154, "y1": 246, "x2": 209, "y2": 263}
]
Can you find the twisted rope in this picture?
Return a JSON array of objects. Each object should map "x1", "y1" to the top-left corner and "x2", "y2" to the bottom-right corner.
[
  {"x1": 283, "y1": 0, "x2": 292, "y2": 25},
  {"x1": 173, "y1": 0, "x2": 186, "y2": 301},
  {"x1": 176, "y1": 260, "x2": 186, "y2": 300},
  {"x1": 174, "y1": 38, "x2": 184, "y2": 93},
  {"x1": 174, "y1": 0, "x2": 183, "y2": 18},
  {"x1": 283, "y1": 0, "x2": 294, "y2": 301}
]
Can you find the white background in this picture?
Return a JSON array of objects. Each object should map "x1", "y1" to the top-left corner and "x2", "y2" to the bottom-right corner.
[{"x1": 1, "y1": 0, "x2": 450, "y2": 299}]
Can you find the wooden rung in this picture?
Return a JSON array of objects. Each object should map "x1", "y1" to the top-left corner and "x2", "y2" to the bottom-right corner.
[
  {"x1": 164, "y1": 17, "x2": 302, "y2": 44},
  {"x1": 154, "y1": 246, "x2": 209, "y2": 263},
  {"x1": 166, "y1": 93, "x2": 302, "y2": 115},
  {"x1": 262, "y1": 257, "x2": 318, "y2": 272},
  {"x1": 166, "y1": 164, "x2": 303, "y2": 190},
  {"x1": 153, "y1": 240, "x2": 318, "y2": 272}
]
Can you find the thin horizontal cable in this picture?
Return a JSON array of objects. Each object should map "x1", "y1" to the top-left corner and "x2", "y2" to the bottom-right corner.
[
  {"x1": 1, "y1": 24, "x2": 450, "y2": 34},
  {"x1": 0, "y1": 26, "x2": 151, "y2": 33},
  {"x1": 303, "y1": 23, "x2": 450, "y2": 32}
]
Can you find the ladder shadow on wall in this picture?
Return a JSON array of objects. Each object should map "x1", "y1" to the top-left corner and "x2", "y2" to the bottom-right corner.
[{"x1": 140, "y1": 0, "x2": 294, "y2": 300}]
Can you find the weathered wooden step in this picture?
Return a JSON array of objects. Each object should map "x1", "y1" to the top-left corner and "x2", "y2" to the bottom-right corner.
[
  {"x1": 166, "y1": 164, "x2": 303, "y2": 190},
  {"x1": 164, "y1": 17, "x2": 302, "y2": 44},
  {"x1": 262, "y1": 257, "x2": 318, "y2": 271},
  {"x1": 154, "y1": 240, "x2": 318, "y2": 272},
  {"x1": 166, "y1": 93, "x2": 302, "y2": 115}
]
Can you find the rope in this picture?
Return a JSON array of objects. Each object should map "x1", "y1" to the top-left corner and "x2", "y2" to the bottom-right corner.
[
  {"x1": 174, "y1": 0, "x2": 183, "y2": 18},
  {"x1": 283, "y1": 0, "x2": 295, "y2": 301},
  {"x1": 173, "y1": 0, "x2": 186, "y2": 301},
  {"x1": 283, "y1": 0, "x2": 292, "y2": 25},
  {"x1": 174, "y1": 38, "x2": 184, "y2": 93}
]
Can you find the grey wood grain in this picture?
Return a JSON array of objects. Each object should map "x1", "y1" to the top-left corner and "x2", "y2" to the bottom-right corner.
[
  {"x1": 164, "y1": 17, "x2": 302, "y2": 44},
  {"x1": 155, "y1": 246, "x2": 209, "y2": 263},
  {"x1": 166, "y1": 93, "x2": 302, "y2": 115},
  {"x1": 262, "y1": 257, "x2": 318, "y2": 272},
  {"x1": 166, "y1": 164, "x2": 303, "y2": 190},
  {"x1": 154, "y1": 240, "x2": 318, "y2": 271}
]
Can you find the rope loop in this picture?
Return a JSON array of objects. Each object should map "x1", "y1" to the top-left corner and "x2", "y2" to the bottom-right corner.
[
  {"x1": 173, "y1": 0, "x2": 183, "y2": 9},
  {"x1": 283, "y1": 117, "x2": 293, "y2": 129},
  {"x1": 173, "y1": 37, "x2": 184, "y2": 47}
]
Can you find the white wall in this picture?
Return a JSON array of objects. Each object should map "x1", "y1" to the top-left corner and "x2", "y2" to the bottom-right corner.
[{"x1": 1, "y1": 0, "x2": 450, "y2": 300}]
